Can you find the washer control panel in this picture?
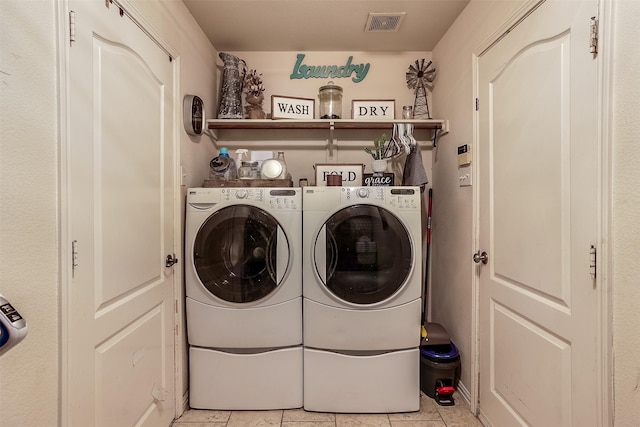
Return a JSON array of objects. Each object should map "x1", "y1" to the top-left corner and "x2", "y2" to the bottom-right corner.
[
  {"x1": 266, "y1": 189, "x2": 300, "y2": 211},
  {"x1": 220, "y1": 188, "x2": 301, "y2": 211}
]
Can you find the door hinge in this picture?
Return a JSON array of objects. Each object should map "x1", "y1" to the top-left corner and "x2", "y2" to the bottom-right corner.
[
  {"x1": 589, "y1": 244, "x2": 597, "y2": 280},
  {"x1": 71, "y1": 240, "x2": 79, "y2": 274},
  {"x1": 69, "y1": 10, "x2": 76, "y2": 44},
  {"x1": 590, "y1": 16, "x2": 598, "y2": 56},
  {"x1": 475, "y1": 98, "x2": 479, "y2": 111}
]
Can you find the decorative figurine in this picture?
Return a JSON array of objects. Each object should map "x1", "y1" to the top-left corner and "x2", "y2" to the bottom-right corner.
[
  {"x1": 406, "y1": 59, "x2": 436, "y2": 119},
  {"x1": 243, "y1": 69, "x2": 266, "y2": 119}
]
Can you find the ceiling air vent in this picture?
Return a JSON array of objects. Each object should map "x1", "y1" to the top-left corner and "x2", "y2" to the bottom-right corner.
[{"x1": 365, "y1": 12, "x2": 406, "y2": 32}]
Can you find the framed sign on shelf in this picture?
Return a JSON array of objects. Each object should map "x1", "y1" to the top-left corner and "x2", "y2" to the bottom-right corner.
[
  {"x1": 271, "y1": 95, "x2": 315, "y2": 119},
  {"x1": 314, "y1": 163, "x2": 364, "y2": 186},
  {"x1": 352, "y1": 99, "x2": 395, "y2": 120}
]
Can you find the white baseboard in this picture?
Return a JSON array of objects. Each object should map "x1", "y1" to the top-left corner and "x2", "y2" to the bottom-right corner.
[
  {"x1": 180, "y1": 390, "x2": 189, "y2": 415},
  {"x1": 455, "y1": 379, "x2": 474, "y2": 413}
]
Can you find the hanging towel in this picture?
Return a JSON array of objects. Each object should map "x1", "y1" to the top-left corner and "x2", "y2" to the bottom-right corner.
[
  {"x1": 402, "y1": 144, "x2": 429, "y2": 187},
  {"x1": 400, "y1": 123, "x2": 429, "y2": 187}
]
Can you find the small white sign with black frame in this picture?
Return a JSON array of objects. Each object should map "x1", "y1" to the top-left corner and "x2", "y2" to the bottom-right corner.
[
  {"x1": 352, "y1": 99, "x2": 395, "y2": 120},
  {"x1": 271, "y1": 95, "x2": 315, "y2": 119}
]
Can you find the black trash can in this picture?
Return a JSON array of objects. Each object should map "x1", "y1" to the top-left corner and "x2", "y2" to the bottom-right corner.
[{"x1": 420, "y1": 341, "x2": 460, "y2": 403}]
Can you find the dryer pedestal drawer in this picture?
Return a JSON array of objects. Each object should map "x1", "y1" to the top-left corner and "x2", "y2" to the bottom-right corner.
[
  {"x1": 303, "y1": 298, "x2": 421, "y2": 351},
  {"x1": 303, "y1": 347, "x2": 420, "y2": 413},
  {"x1": 189, "y1": 346, "x2": 303, "y2": 410}
]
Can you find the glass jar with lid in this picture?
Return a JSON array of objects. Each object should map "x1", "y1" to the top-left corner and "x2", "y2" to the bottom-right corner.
[
  {"x1": 402, "y1": 105, "x2": 413, "y2": 119},
  {"x1": 318, "y1": 81, "x2": 343, "y2": 119},
  {"x1": 238, "y1": 162, "x2": 250, "y2": 179},
  {"x1": 238, "y1": 161, "x2": 260, "y2": 179}
]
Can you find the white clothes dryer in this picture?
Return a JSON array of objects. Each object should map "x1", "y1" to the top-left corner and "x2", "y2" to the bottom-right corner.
[
  {"x1": 303, "y1": 186, "x2": 423, "y2": 351},
  {"x1": 302, "y1": 186, "x2": 423, "y2": 413},
  {"x1": 185, "y1": 187, "x2": 302, "y2": 410}
]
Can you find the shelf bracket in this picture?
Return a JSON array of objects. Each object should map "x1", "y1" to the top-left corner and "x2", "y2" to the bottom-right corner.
[
  {"x1": 204, "y1": 129, "x2": 219, "y2": 146},
  {"x1": 328, "y1": 121, "x2": 335, "y2": 158}
]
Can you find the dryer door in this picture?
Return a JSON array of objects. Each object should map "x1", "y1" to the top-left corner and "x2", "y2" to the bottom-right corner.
[
  {"x1": 314, "y1": 205, "x2": 413, "y2": 304},
  {"x1": 193, "y1": 205, "x2": 289, "y2": 303}
]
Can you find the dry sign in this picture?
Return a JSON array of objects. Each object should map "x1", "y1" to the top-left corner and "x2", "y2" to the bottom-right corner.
[{"x1": 352, "y1": 100, "x2": 395, "y2": 120}]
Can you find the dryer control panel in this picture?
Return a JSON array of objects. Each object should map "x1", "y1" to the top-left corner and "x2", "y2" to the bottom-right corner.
[{"x1": 341, "y1": 187, "x2": 420, "y2": 210}]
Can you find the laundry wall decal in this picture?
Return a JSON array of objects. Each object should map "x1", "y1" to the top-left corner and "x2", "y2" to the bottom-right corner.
[{"x1": 289, "y1": 54, "x2": 370, "y2": 83}]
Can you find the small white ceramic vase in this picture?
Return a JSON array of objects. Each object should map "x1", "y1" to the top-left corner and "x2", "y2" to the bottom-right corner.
[{"x1": 371, "y1": 159, "x2": 388, "y2": 173}]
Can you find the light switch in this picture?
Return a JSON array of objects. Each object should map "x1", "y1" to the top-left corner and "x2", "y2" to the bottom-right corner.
[{"x1": 459, "y1": 164, "x2": 472, "y2": 187}]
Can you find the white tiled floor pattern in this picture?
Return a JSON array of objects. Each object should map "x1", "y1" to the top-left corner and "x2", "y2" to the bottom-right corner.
[{"x1": 172, "y1": 393, "x2": 483, "y2": 427}]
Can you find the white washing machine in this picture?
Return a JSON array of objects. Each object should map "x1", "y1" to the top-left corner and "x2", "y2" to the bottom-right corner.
[
  {"x1": 302, "y1": 186, "x2": 423, "y2": 413},
  {"x1": 185, "y1": 187, "x2": 302, "y2": 410}
]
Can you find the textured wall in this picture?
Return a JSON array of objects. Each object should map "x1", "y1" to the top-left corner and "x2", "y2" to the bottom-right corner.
[
  {"x1": 0, "y1": 1, "x2": 59, "y2": 425},
  {"x1": 430, "y1": 0, "x2": 526, "y2": 396},
  {"x1": 612, "y1": 0, "x2": 640, "y2": 423}
]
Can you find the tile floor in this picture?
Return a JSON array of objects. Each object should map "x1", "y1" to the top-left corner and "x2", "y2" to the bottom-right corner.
[{"x1": 172, "y1": 393, "x2": 483, "y2": 427}]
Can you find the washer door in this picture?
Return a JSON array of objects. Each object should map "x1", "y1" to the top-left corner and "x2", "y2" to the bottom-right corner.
[
  {"x1": 314, "y1": 205, "x2": 413, "y2": 304},
  {"x1": 193, "y1": 205, "x2": 289, "y2": 303}
]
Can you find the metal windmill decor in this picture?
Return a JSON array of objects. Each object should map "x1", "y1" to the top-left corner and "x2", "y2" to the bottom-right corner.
[{"x1": 406, "y1": 59, "x2": 436, "y2": 119}]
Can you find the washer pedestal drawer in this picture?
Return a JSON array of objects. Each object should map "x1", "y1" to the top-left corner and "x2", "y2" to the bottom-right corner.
[
  {"x1": 187, "y1": 297, "x2": 302, "y2": 348},
  {"x1": 303, "y1": 347, "x2": 420, "y2": 413},
  {"x1": 189, "y1": 346, "x2": 303, "y2": 410}
]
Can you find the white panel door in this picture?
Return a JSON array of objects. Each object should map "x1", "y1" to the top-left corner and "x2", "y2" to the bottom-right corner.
[
  {"x1": 67, "y1": 1, "x2": 176, "y2": 426},
  {"x1": 477, "y1": 0, "x2": 599, "y2": 425}
]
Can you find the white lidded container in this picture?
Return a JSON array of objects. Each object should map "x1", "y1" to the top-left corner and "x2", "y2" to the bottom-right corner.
[
  {"x1": 261, "y1": 151, "x2": 288, "y2": 179},
  {"x1": 261, "y1": 159, "x2": 284, "y2": 179}
]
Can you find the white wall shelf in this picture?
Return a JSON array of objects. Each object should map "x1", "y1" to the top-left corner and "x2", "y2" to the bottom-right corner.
[
  {"x1": 207, "y1": 118, "x2": 445, "y2": 131},
  {"x1": 206, "y1": 119, "x2": 447, "y2": 155}
]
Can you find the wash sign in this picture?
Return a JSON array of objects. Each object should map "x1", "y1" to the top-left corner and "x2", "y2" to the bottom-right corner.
[{"x1": 290, "y1": 54, "x2": 370, "y2": 83}]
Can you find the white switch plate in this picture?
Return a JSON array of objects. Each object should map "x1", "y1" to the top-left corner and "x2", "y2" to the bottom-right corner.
[{"x1": 459, "y1": 164, "x2": 472, "y2": 187}]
